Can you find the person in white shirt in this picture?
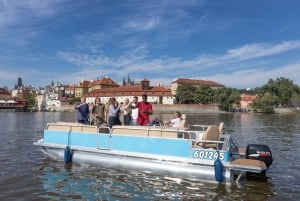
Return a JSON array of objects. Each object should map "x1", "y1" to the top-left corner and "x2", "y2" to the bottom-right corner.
[
  {"x1": 130, "y1": 96, "x2": 138, "y2": 125},
  {"x1": 164, "y1": 111, "x2": 182, "y2": 127},
  {"x1": 122, "y1": 98, "x2": 132, "y2": 125}
]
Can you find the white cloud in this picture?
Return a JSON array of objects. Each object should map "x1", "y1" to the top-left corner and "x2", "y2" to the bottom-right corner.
[
  {"x1": 0, "y1": 0, "x2": 67, "y2": 27},
  {"x1": 2, "y1": 39, "x2": 300, "y2": 89},
  {"x1": 225, "y1": 41, "x2": 300, "y2": 61},
  {"x1": 202, "y1": 63, "x2": 300, "y2": 89},
  {"x1": 124, "y1": 17, "x2": 161, "y2": 31},
  {"x1": 56, "y1": 40, "x2": 300, "y2": 88}
]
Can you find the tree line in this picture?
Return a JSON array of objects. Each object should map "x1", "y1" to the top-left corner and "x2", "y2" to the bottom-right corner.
[{"x1": 175, "y1": 77, "x2": 300, "y2": 113}]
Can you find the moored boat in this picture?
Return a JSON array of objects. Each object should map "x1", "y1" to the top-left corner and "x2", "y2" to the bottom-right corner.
[{"x1": 34, "y1": 119, "x2": 273, "y2": 185}]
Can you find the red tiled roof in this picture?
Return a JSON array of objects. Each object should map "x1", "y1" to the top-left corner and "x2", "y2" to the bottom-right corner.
[
  {"x1": 89, "y1": 77, "x2": 119, "y2": 87},
  {"x1": 172, "y1": 78, "x2": 224, "y2": 87},
  {"x1": 241, "y1": 94, "x2": 257, "y2": 101},
  {"x1": 86, "y1": 85, "x2": 172, "y2": 97},
  {"x1": 0, "y1": 88, "x2": 12, "y2": 100},
  {"x1": 75, "y1": 80, "x2": 90, "y2": 88}
]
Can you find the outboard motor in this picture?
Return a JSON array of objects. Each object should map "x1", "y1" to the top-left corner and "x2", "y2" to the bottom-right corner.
[{"x1": 246, "y1": 144, "x2": 273, "y2": 170}]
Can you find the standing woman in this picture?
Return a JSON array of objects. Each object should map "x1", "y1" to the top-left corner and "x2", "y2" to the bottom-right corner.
[
  {"x1": 75, "y1": 96, "x2": 89, "y2": 124},
  {"x1": 108, "y1": 97, "x2": 121, "y2": 128},
  {"x1": 105, "y1": 98, "x2": 112, "y2": 124},
  {"x1": 92, "y1": 97, "x2": 105, "y2": 126}
]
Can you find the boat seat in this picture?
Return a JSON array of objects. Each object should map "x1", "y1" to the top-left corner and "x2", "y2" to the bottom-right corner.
[
  {"x1": 110, "y1": 125, "x2": 185, "y2": 139},
  {"x1": 179, "y1": 114, "x2": 187, "y2": 129},
  {"x1": 219, "y1": 122, "x2": 224, "y2": 134},
  {"x1": 47, "y1": 124, "x2": 71, "y2": 131},
  {"x1": 195, "y1": 125, "x2": 220, "y2": 148},
  {"x1": 111, "y1": 126, "x2": 149, "y2": 136},
  {"x1": 46, "y1": 123, "x2": 98, "y2": 133},
  {"x1": 72, "y1": 126, "x2": 98, "y2": 133}
]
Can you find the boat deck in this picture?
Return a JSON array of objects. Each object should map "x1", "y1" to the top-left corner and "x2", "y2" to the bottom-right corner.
[{"x1": 230, "y1": 158, "x2": 266, "y2": 171}]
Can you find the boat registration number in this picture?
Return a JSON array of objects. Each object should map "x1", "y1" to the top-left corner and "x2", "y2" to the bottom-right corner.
[{"x1": 193, "y1": 150, "x2": 225, "y2": 160}]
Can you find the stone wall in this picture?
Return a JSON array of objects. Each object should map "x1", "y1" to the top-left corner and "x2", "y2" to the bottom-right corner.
[
  {"x1": 152, "y1": 104, "x2": 221, "y2": 114},
  {"x1": 274, "y1": 107, "x2": 298, "y2": 114}
]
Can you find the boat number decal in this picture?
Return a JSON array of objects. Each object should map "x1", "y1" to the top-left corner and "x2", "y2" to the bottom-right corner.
[{"x1": 193, "y1": 150, "x2": 225, "y2": 160}]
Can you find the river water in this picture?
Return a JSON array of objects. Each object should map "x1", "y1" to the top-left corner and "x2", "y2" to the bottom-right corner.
[{"x1": 0, "y1": 112, "x2": 299, "y2": 201}]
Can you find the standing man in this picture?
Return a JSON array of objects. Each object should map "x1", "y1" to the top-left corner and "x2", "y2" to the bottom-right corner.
[
  {"x1": 137, "y1": 94, "x2": 153, "y2": 125},
  {"x1": 122, "y1": 98, "x2": 132, "y2": 125},
  {"x1": 75, "y1": 96, "x2": 89, "y2": 124},
  {"x1": 130, "y1": 96, "x2": 138, "y2": 125}
]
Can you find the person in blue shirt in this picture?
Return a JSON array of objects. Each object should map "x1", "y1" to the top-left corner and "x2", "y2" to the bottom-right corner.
[
  {"x1": 75, "y1": 96, "x2": 89, "y2": 124},
  {"x1": 108, "y1": 97, "x2": 121, "y2": 128}
]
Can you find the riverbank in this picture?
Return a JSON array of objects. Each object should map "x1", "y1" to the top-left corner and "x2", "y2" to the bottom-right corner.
[
  {"x1": 55, "y1": 104, "x2": 223, "y2": 114},
  {"x1": 49, "y1": 104, "x2": 299, "y2": 114},
  {"x1": 274, "y1": 107, "x2": 300, "y2": 114}
]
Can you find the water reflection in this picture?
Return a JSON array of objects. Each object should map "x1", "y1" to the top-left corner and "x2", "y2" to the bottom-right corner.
[{"x1": 36, "y1": 158, "x2": 277, "y2": 201}]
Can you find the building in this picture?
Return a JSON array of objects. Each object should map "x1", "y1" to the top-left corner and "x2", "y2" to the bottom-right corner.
[
  {"x1": 89, "y1": 76, "x2": 119, "y2": 92},
  {"x1": 64, "y1": 84, "x2": 75, "y2": 98},
  {"x1": 122, "y1": 74, "x2": 136, "y2": 86},
  {"x1": 240, "y1": 93, "x2": 257, "y2": 111},
  {"x1": 85, "y1": 79, "x2": 173, "y2": 104},
  {"x1": 0, "y1": 88, "x2": 26, "y2": 112},
  {"x1": 74, "y1": 80, "x2": 90, "y2": 98},
  {"x1": 171, "y1": 78, "x2": 224, "y2": 96}
]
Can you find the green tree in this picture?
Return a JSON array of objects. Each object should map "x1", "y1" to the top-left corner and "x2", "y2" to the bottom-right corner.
[
  {"x1": 174, "y1": 76, "x2": 299, "y2": 113},
  {"x1": 26, "y1": 94, "x2": 36, "y2": 109},
  {"x1": 194, "y1": 85, "x2": 214, "y2": 104},
  {"x1": 214, "y1": 88, "x2": 240, "y2": 111},
  {"x1": 252, "y1": 92, "x2": 275, "y2": 113},
  {"x1": 290, "y1": 92, "x2": 300, "y2": 107},
  {"x1": 175, "y1": 84, "x2": 197, "y2": 104},
  {"x1": 258, "y1": 77, "x2": 299, "y2": 107}
]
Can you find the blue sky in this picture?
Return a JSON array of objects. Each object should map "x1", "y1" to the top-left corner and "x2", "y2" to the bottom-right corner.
[{"x1": 1, "y1": 0, "x2": 300, "y2": 90}]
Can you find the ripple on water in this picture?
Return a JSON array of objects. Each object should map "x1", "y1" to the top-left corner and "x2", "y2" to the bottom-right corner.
[{"x1": 0, "y1": 112, "x2": 300, "y2": 201}]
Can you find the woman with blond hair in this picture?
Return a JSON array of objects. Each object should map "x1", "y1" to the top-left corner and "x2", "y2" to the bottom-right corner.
[{"x1": 104, "y1": 97, "x2": 112, "y2": 124}]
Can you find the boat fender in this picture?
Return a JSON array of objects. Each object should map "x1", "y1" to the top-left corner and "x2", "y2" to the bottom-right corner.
[
  {"x1": 214, "y1": 158, "x2": 223, "y2": 182},
  {"x1": 64, "y1": 146, "x2": 72, "y2": 163}
]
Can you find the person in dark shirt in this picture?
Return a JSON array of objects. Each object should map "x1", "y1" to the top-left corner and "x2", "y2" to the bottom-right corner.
[
  {"x1": 75, "y1": 96, "x2": 89, "y2": 124},
  {"x1": 92, "y1": 97, "x2": 105, "y2": 126}
]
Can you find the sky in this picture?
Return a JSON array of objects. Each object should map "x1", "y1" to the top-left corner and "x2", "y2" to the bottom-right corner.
[{"x1": 1, "y1": 0, "x2": 300, "y2": 90}]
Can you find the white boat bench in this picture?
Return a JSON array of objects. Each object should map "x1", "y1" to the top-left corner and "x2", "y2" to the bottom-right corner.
[
  {"x1": 111, "y1": 125, "x2": 190, "y2": 139},
  {"x1": 46, "y1": 122, "x2": 98, "y2": 133}
]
